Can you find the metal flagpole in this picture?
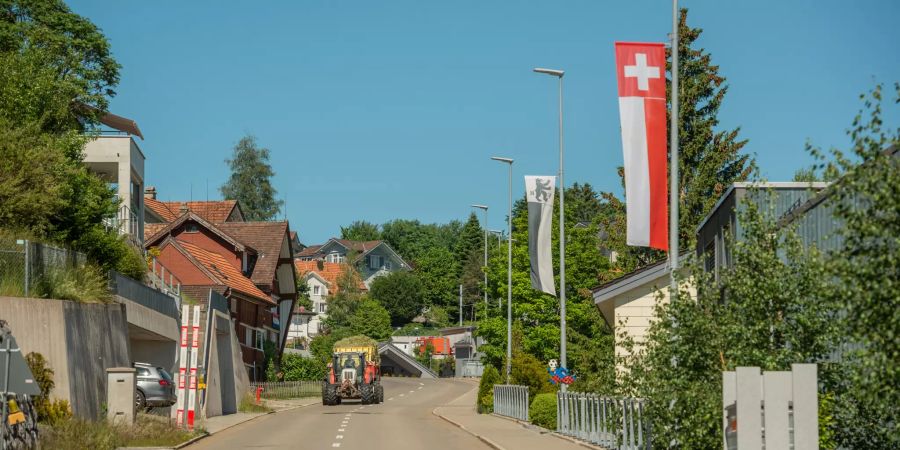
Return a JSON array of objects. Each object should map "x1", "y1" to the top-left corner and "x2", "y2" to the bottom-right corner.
[{"x1": 670, "y1": 0, "x2": 680, "y2": 292}]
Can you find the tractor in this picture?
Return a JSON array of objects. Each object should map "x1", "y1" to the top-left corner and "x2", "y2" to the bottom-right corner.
[{"x1": 322, "y1": 336, "x2": 383, "y2": 405}]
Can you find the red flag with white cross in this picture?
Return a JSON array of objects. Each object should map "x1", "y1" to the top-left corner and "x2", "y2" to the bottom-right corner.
[{"x1": 615, "y1": 42, "x2": 668, "y2": 251}]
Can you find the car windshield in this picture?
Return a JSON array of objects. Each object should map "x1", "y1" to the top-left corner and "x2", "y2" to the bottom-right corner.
[{"x1": 158, "y1": 368, "x2": 174, "y2": 382}]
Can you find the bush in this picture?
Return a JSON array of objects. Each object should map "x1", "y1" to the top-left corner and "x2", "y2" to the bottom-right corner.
[
  {"x1": 530, "y1": 393, "x2": 557, "y2": 430},
  {"x1": 280, "y1": 353, "x2": 326, "y2": 381},
  {"x1": 477, "y1": 365, "x2": 500, "y2": 414},
  {"x1": 24, "y1": 352, "x2": 72, "y2": 424},
  {"x1": 511, "y1": 351, "x2": 554, "y2": 401},
  {"x1": 35, "y1": 264, "x2": 110, "y2": 303}
]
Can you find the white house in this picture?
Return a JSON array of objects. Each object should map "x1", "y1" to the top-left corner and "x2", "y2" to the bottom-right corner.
[
  {"x1": 290, "y1": 260, "x2": 368, "y2": 340},
  {"x1": 295, "y1": 238, "x2": 410, "y2": 288}
]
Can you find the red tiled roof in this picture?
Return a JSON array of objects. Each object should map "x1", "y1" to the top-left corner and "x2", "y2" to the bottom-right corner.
[
  {"x1": 177, "y1": 240, "x2": 272, "y2": 304},
  {"x1": 144, "y1": 222, "x2": 169, "y2": 239},
  {"x1": 145, "y1": 199, "x2": 239, "y2": 223},
  {"x1": 294, "y1": 260, "x2": 367, "y2": 292},
  {"x1": 218, "y1": 222, "x2": 291, "y2": 286}
]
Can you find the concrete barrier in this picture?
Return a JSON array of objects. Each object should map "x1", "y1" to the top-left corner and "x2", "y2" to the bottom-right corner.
[{"x1": 0, "y1": 296, "x2": 131, "y2": 419}]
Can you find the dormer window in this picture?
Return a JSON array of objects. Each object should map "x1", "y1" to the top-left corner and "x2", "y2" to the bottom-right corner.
[{"x1": 185, "y1": 223, "x2": 199, "y2": 233}]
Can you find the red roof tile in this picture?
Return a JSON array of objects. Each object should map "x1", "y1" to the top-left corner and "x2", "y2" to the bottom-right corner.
[
  {"x1": 178, "y1": 240, "x2": 272, "y2": 304},
  {"x1": 294, "y1": 260, "x2": 367, "y2": 292},
  {"x1": 218, "y1": 222, "x2": 291, "y2": 286},
  {"x1": 145, "y1": 199, "x2": 240, "y2": 223}
]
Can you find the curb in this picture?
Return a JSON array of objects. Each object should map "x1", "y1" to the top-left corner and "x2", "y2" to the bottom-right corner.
[
  {"x1": 171, "y1": 399, "x2": 319, "y2": 449},
  {"x1": 489, "y1": 413, "x2": 607, "y2": 450},
  {"x1": 432, "y1": 408, "x2": 506, "y2": 450}
]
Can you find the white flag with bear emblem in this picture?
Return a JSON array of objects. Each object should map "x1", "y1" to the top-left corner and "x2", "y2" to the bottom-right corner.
[{"x1": 525, "y1": 176, "x2": 556, "y2": 296}]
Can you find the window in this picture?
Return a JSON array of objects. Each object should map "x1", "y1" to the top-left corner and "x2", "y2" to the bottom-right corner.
[
  {"x1": 245, "y1": 327, "x2": 264, "y2": 350},
  {"x1": 185, "y1": 223, "x2": 199, "y2": 233},
  {"x1": 313, "y1": 285, "x2": 320, "y2": 295},
  {"x1": 384, "y1": 259, "x2": 392, "y2": 270},
  {"x1": 136, "y1": 367, "x2": 151, "y2": 377},
  {"x1": 318, "y1": 302, "x2": 327, "y2": 313}
]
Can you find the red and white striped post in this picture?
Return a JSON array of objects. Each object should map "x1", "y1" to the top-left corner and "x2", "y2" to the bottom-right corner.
[
  {"x1": 175, "y1": 305, "x2": 190, "y2": 427},
  {"x1": 187, "y1": 305, "x2": 201, "y2": 429}
]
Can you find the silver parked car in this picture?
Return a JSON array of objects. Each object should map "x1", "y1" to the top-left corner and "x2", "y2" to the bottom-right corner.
[{"x1": 134, "y1": 362, "x2": 177, "y2": 410}]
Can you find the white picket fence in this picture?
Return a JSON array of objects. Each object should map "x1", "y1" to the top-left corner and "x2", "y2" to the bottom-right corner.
[{"x1": 723, "y1": 363, "x2": 818, "y2": 450}]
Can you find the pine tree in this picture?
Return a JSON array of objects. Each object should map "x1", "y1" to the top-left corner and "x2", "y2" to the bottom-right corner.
[
  {"x1": 220, "y1": 135, "x2": 283, "y2": 221},
  {"x1": 605, "y1": 8, "x2": 752, "y2": 270},
  {"x1": 667, "y1": 8, "x2": 752, "y2": 248}
]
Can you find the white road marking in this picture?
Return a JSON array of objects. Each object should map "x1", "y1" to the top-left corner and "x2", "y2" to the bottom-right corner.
[
  {"x1": 418, "y1": 386, "x2": 423, "y2": 390},
  {"x1": 332, "y1": 444, "x2": 341, "y2": 448},
  {"x1": 399, "y1": 393, "x2": 405, "y2": 397},
  {"x1": 338, "y1": 428, "x2": 345, "y2": 432},
  {"x1": 336, "y1": 435, "x2": 344, "y2": 439},
  {"x1": 419, "y1": 382, "x2": 424, "y2": 386},
  {"x1": 345, "y1": 413, "x2": 351, "y2": 417},
  {"x1": 409, "y1": 390, "x2": 414, "y2": 393},
  {"x1": 388, "y1": 397, "x2": 394, "y2": 401}
]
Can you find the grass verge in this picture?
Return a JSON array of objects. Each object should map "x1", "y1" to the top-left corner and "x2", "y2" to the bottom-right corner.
[
  {"x1": 40, "y1": 414, "x2": 202, "y2": 450},
  {"x1": 239, "y1": 393, "x2": 273, "y2": 413}
]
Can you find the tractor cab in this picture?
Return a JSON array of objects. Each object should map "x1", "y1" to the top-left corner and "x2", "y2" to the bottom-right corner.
[{"x1": 335, "y1": 352, "x2": 366, "y2": 384}]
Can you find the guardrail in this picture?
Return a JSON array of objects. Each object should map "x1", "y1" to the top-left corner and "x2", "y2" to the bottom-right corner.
[
  {"x1": 109, "y1": 271, "x2": 179, "y2": 320},
  {"x1": 250, "y1": 381, "x2": 321, "y2": 399},
  {"x1": 493, "y1": 384, "x2": 529, "y2": 421},
  {"x1": 557, "y1": 392, "x2": 651, "y2": 450}
]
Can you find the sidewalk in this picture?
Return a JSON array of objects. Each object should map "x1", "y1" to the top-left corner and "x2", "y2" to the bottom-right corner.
[
  {"x1": 201, "y1": 396, "x2": 319, "y2": 435},
  {"x1": 432, "y1": 385, "x2": 598, "y2": 450}
]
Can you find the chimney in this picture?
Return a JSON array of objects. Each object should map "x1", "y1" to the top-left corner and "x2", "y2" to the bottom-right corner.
[
  {"x1": 144, "y1": 186, "x2": 157, "y2": 200},
  {"x1": 179, "y1": 203, "x2": 189, "y2": 214}
]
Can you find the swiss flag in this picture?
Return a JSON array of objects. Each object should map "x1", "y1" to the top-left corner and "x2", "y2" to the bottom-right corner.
[{"x1": 615, "y1": 42, "x2": 668, "y2": 251}]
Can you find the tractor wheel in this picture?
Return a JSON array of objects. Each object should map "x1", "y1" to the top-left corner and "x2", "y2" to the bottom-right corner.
[
  {"x1": 322, "y1": 384, "x2": 340, "y2": 406},
  {"x1": 376, "y1": 385, "x2": 384, "y2": 403},
  {"x1": 360, "y1": 384, "x2": 375, "y2": 405}
]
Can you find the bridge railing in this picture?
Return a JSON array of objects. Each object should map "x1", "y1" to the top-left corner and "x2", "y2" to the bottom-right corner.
[
  {"x1": 493, "y1": 384, "x2": 529, "y2": 421},
  {"x1": 557, "y1": 392, "x2": 651, "y2": 450}
]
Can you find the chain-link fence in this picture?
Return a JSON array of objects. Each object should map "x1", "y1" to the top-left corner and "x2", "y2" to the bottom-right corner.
[{"x1": 0, "y1": 237, "x2": 86, "y2": 298}]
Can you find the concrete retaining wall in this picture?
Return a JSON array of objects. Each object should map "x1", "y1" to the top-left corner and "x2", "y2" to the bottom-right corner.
[{"x1": 0, "y1": 297, "x2": 131, "y2": 419}]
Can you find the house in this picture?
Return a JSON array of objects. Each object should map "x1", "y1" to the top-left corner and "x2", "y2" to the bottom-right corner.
[
  {"x1": 592, "y1": 181, "x2": 831, "y2": 371},
  {"x1": 296, "y1": 238, "x2": 409, "y2": 288},
  {"x1": 144, "y1": 211, "x2": 297, "y2": 380},
  {"x1": 143, "y1": 190, "x2": 244, "y2": 238},
  {"x1": 291, "y1": 260, "x2": 367, "y2": 340},
  {"x1": 82, "y1": 111, "x2": 147, "y2": 245}
]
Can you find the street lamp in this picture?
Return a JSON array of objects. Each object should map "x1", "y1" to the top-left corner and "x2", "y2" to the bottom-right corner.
[
  {"x1": 491, "y1": 156, "x2": 514, "y2": 383},
  {"x1": 533, "y1": 66, "x2": 568, "y2": 390},
  {"x1": 471, "y1": 204, "x2": 489, "y2": 309}
]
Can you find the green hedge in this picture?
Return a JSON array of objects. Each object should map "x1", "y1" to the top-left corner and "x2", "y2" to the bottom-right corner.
[{"x1": 530, "y1": 393, "x2": 557, "y2": 430}]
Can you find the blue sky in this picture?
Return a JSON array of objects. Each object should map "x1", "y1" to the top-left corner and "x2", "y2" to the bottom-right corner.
[{"x1": 68, "y1": 0, "x2": 899, "y2": 244}]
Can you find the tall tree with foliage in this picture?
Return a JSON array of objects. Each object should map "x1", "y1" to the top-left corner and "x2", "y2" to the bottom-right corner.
[
  {"x1": 369, "y1": 271, "x2": 426, "y2": 326},
  {"x1": 625, "y1": 194, "x2": 839, "y2": 449},
  {"x1": 811, "y1": 83, "x2": 899, "y2": 447},
  {"x1": 348, "y1": 298, "x2": 392, "y2": 341},
  {"x1": 0, "y1": 0, "x2": 121, "y2": 132},
  {"x1": 0, "y1": 0, "x2": 144, "y2": 280},
  {"x1": 479, "y1": 185, "x2": 615, "y2": 389},
  {"x1": 340, "y1": 220, "x2": 381, "y2": 241},
  {"x1": 221, "y1": 135, "x2": 283, "y2": 221}
]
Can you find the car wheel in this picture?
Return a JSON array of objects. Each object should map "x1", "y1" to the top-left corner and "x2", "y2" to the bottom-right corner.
[{"x1": 135, "y1": 390, "x2": 146, "y2": 411}]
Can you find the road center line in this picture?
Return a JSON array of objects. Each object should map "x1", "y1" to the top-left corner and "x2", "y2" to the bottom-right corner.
[{"x1": 336, "y1": 435, "x2": 344, "y2": 439}]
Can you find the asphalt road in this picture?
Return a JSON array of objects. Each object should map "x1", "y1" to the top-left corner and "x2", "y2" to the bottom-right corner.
[{"x1": 187, "y1": 378, "x2": 490, "y2": 450}]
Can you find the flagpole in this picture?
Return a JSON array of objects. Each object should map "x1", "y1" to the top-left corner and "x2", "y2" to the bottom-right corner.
[
  {"x1": 533, "y1": 67, "x2": 566, "y2": 391},
  {"x1": 669, "y1": 0, "x2": 680, "y2": 292}
]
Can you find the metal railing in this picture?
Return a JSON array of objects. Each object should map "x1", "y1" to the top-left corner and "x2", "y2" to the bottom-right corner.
[
  {"x1": 250, "y1": 381, "x2": 321, "y2": 400},
  {"x1": 557, "y1": 392, "x2": 651, "y2": 450},
  {"x1": 109, "y1": 271, "x2": 180, "y2": 320},
  {"x1": 493, "y1": 384, "x2": 529, "y2": 421}
]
